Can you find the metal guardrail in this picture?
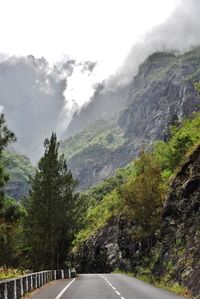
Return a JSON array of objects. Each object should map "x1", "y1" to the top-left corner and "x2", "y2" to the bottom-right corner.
[{"x1": 0, "y1": 268, "x2": 76, "y2": 299}]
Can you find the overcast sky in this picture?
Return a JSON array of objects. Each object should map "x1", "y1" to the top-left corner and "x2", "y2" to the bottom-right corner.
[{"x1": 0, "y1": 0, "x2": 180, "y2": 77}]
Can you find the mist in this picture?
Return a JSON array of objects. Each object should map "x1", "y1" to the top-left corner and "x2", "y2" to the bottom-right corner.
[
  {"x1": 1, "y1": 0, "x2": 200, "y2": 163},
  {"x1": 108, "y1": 0, "x2": 200, "y2": 88},
  {"x1": 64, "y1": 0, "x2": 200, "y2": 137},
  {"x1": 0, "y1": 55, "x2": 76, "y2": 163}
]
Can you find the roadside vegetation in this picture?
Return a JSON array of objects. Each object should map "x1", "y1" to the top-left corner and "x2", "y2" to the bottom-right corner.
[
  {"x1": 73, "y1": 111, "x2": 200, "y2": 249},
  {"x1": 0, "y1": 267, "x2": 25, "y2": 279},
  {"x1": 0, "y1": 96, "x2": 200, "y2": 283},
  {"x1": 113, "y1": 268, "x2": 192, "y2": 297}
]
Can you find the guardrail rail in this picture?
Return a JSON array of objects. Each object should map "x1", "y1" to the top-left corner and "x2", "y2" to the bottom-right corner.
[{"x1": 0, "y1": 268, "x2": 76, "y2": 299}]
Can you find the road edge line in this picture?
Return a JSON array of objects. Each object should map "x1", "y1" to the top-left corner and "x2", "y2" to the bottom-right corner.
[{"x1": 55, "y1": 278, "x2": 76, "y2": 299}]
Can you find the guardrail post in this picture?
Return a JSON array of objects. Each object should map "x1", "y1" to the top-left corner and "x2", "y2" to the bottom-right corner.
[
  {"x1": 0, "y1": 268, "x2": 76, "y2": 299},
  {"x1": 20, "y1": 278, "x2": 23, "y2": 297},
  {"x1": 4, "y1": 282, "x2": 7, "y2": 299},
  {"x1": 14, "y1": 280, "x2": 17, "y2": 299},
  {"x1": 30, "y1": 275, "x2": 33, "y2": 291},
  {"x1": 61, "y1": 270, "x2": 64, "y2": 279}
]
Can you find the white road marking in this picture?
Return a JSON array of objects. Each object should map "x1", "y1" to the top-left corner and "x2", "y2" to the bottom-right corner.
[
  {"x1": 55, "y1": 278, "x2": 76, "y2": 299},
  {"x1": 99, "y1": 274, "x2": 126, "y2": 299}
]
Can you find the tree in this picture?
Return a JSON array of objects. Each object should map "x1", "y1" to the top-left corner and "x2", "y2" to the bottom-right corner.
[
  {"x1": 0, "y1": 114, "x2": 16, "y2": 208},
  {"x1": 0, "y1": 114, "x2": 20, "y2": 267},
  {"x1": 24, "y1": 133, "x2": 78, "y2": 270},
  {"x1": 121, "y1": 151, "x2": 164, "y2": 241}
]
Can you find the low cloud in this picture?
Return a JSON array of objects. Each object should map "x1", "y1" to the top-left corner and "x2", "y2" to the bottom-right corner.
[{"x1": 106, "y1": 0, "x2": 200, "y2": 88}]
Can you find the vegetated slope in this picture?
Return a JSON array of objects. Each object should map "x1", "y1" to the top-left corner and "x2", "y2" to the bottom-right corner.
[
  {"x1": 61, "y1": 48, "x2": 200, "y2": 191},
  {"x1": 73, "y1": 112, "x2": 200, "y2": 297},
  {"x1": 59, "y1": 119, "x2": 126, "y2": 190},
  {"x1": 3, "y1": 151, "x2": 35, "y2": 200}
]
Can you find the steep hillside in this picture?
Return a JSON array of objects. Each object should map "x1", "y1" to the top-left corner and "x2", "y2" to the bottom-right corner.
[
  {"x1": 61, "y1": 48, "x2": 200, "y2": 191},
  {"x1": 73, "y1": 113, "x2": 200, "y2": 297},
  {"x1": 3, "y1": 151, "x2": 35, "y2": 200},
  {"x1": 152, "y1": 143, "x2": 200, "y2": 297},
  {"x1": 60, "y1": 119, "x2": 126, "y2": 190},
  {"x1": 118, "y1": 49, "x2": 200, "y2": 139}
]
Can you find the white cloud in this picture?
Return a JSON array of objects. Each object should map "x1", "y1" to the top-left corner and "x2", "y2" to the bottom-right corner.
[{"x1": 0, "y1": 0, "x2": 179, "y2": 78}]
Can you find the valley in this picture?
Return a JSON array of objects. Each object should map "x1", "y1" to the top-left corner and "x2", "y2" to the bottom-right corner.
[{"x1": 1, "y1": 30, "x2": 200, "y2": 299}]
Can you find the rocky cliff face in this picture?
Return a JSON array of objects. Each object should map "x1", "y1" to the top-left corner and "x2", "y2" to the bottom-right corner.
[
  {"x1": 63, "y1": 48, "x2": 200, "y2": 191},
  {"x1": 75, "y1": 216, "x2": 155, "y2": 273},
  {"x1": 153, "y1": 143, "x2": 200, "y2": 297},
  {"x1": 118, "y1": 50, "x2": 200, "y2": 139},
  {"x1": 75, "y1": 144, "x2": 200, "y2": 297}
]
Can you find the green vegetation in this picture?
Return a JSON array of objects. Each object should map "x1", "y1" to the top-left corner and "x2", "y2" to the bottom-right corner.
[
  {"x1": 59, "y1": 119, "x2": 125, "y2": 160},
  {"x1": 73, "y1": 112, "x2": 200, "y2": 250},
  {"x1": 3, "y1": 151, "x2": 35, "y2": 200},
  {"x1": 113, "y1": 269, "x2": 192, "y2": 297},
  {"x1": 121, "y1": 151, "x2": 165, "y2": 239},
  {"x1": 0, "y1": 114, "x2": 24, "y2": 269},
  {"x1": 3, "y1": 152, "x2": 34, "y2": 181},
  {"x1": 23, "y1": 133, "x2": 78, "y2": 270},
  {"x1": 154, "y1": 112, "x2": 200, "y2": 175},
  {"x1": 1, "y1": 85, "x2": 200, "y2": 296},
  {"x1": 137, "y1": 274, "x2": 192, "y2": 297},
  {"x1": 0, "y1": 267, "x2": 25, "y2": 279},
  {"x1": 0, "y1": 119, "x2": 82, "y2": 273}
]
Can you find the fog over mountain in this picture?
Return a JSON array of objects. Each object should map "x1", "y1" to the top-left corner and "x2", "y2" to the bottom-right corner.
[
  {"x1": 115, "y1": 0, "x2": 200, "y2": 86},
  {"x1": 0, "y1": 55, "x2": 94, "y2": 163},
  {"x1": 0, "y1": 0, "x2": 200, "y2": 163},
  {"x1": 93, "y1": 0, "x2": 200, "y2": 90},
  {"x1": 64, "y1": 0, "x2": 200, "y2": 137}
]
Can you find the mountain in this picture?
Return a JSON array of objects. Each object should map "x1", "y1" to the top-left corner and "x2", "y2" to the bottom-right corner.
[
  {"x1": 59, "y1": 119, "x2": 125, "y2": 190},
  {"x1": 61, "y1": 48, "x2": 200, "y2": 191},
  {"x1": 3, "y1": 151, "x2": 35, "y2": 200},
  {"x1": 63, "y1": 81, "x2": 131, "y2": 139},
  {"x1": 73, "y1": 115, "x2": 200, "y2": 297}
]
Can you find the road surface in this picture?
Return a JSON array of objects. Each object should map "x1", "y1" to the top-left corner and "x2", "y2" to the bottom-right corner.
[{"x1": 26, "y1": 273, "x2": 186, "y2": 299}]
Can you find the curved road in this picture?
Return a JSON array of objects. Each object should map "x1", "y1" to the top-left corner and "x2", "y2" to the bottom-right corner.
[{"x1": 26, "y1": 274, "x2": 186, "y2": 299}]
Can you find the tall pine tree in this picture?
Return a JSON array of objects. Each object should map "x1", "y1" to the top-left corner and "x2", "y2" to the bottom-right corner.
[{"x1": 24, "y1": 133, "x2": 78, "y2": 270}]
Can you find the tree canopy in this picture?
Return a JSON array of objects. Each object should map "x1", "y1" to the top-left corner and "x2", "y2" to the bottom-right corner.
[{"x1": 24, "y1": 133, "x2": 78, "y2": 270}]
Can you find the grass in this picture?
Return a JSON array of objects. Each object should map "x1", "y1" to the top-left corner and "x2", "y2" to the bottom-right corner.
[
  {"x1": 0, "y1": 267, "x2": 25, "y2": 279},
  {"x1": 113, "y1": 269, "x2": 193, "y2": 298},
  {"x1": 138, "y1": 275, "x2": 192, "y2": 298}
]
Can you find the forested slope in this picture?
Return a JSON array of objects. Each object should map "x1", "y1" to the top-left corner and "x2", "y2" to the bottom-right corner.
[{"x1": 73, "y1": 112, "x2": 200, "y2": 297}]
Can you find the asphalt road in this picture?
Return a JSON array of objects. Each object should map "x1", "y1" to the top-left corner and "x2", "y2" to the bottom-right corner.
[{"x1": 27, "y1": 273, "x2": 186, "y2": 299}]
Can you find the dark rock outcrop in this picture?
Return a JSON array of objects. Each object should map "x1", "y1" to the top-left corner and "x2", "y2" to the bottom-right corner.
[
  {"x1": 75, "y1": 217, "x2": 156, "y2": 273},
  {"x1": 153, "y1": 144, "x2": 200, "y2": 297}
]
